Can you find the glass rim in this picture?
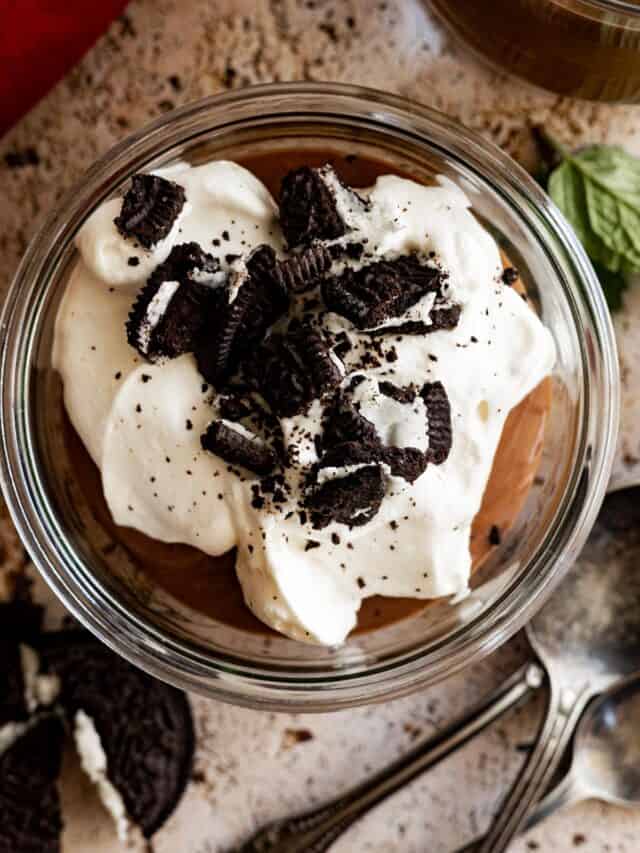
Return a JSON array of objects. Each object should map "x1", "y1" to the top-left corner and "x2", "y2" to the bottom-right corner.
[{"x1": 0, "y1": 82, "x2": 620, "y2": 710}]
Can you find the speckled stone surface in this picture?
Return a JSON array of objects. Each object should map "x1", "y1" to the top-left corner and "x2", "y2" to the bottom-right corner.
[{"x1": 2, "y1": 1, "x2": 640, "y2": 851}]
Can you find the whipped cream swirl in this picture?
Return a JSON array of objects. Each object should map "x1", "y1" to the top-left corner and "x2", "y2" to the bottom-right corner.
[{"x1": 54, "y1": 160, "x2": 555, "y2": 645}]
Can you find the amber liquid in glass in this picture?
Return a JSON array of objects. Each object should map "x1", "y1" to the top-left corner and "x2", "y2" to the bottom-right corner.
[{"x1": 429, "y1": 0, "x2": 640, "y2": 102}]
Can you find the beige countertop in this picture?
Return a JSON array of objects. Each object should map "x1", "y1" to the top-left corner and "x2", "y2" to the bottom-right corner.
[{"x1": 2, "y1": 1, "x2": 640, "y2": 850}]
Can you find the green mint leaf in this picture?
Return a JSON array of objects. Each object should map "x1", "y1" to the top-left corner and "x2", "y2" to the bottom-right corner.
[
  {"x1": 548, "y1": 161, "x2": 624, "y2": 272},
  {"x1": 572, "y1": 145, "x2": 640, "y2": 270},
  {"x1": 592, "y1": 261, "x2": 629, "y2": 312}
]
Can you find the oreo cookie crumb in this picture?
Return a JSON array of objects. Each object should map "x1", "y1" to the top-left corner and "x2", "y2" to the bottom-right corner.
[
  {"x1": 305, "y1": 540, "x2": 321, "y2": 551},
  {"x1": 501, "y1": 267, "x2": 519, "y2": 286},
  {"x1": 201, "y1": 421, "x2": 276, "y2": 476},
  {"x1": 128, "y1": 256, "x2": 140, "y2": 267},
  {"x1": 115, "y1": 174, "x2": 186, "y2": 248}
]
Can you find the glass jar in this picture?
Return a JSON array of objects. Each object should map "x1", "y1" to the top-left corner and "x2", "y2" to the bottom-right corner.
[
  {"x1": 0, "y1": 83, "x2": 619, "y2": 710},
  {"x1": 429, "y1": 0, "x2": 640, "y2": 102}
]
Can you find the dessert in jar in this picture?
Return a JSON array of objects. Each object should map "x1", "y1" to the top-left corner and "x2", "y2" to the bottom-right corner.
[{"x1": 53, "y1": 149, "x2": 555, "y2": 646}]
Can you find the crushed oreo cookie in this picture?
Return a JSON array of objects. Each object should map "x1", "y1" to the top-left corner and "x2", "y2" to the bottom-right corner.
[
  {"x1": 126, "y1": 243, "x2": 222, "y2": 360},
  {"x1": 322, "y1": 254, "x2": 443, "y2": 330},
  {"x1": 421, "y1": 381, "x2": 453, "y2": 465},
  {"x1": 201, "y1": 420, "x2": 277, "y2": 476},
  {"x1": 251, "y1": 326, "x2": 342, "y2": 417},
  {"x1": 279, "y1": 165, "x2": 352, "y2": 247},
  {"x1": 114, "y1": 173, "x2": 186, "y2": 248},
  {"x1": 307, "y1": 464, "x2": 385, "y2": 529}
]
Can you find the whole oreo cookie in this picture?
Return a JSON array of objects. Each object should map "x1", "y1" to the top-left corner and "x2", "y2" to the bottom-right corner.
[
  {"x1": 322, "y1": 255, "x2": 443, "y2": 330},
  {"x1": 40, "y1": 636, "x2": 194, "y2": 840},
  {"x1": 201, "y1": 420, "x2": 277, "y2": 476},
  {"x1": 421, "y1": 381, "x2": 453, "y2": 465},
  {"x1": 114, "y1": 173, "x2": 186, "y2": 248},
  {"x1": 126, "y1": 242, "x2": 223, "y2": 361},
  {"x1": 0, "y1": 717, "x2": 64, "y2": 853}
]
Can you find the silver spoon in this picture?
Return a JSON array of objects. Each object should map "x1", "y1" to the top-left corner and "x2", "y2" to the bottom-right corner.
[
  {"x1": 463, "y1": 672, "x2": 640, "y2": 850},
  {"x1": 233, "y1": 485, "x2": 640, "y2": 853},
  {"x1": 477, "y1": 484, "x2": 640, "y2": 852}
]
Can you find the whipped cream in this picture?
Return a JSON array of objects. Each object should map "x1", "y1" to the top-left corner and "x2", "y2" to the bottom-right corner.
[{"x1": 54, "y1": 160, "x2": 555, "y2": 645}]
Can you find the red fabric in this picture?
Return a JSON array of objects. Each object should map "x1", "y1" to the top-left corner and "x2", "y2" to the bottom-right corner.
[{"x1": 0, "y1": 0, "x2": 129, "y2": 137}]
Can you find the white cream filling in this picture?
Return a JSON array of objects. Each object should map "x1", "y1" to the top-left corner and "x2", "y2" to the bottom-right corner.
[
  {"x1": 54, "y1": 161, "x2": 556, "y2": 645},
  {"x1": 74, "y1": 710, "x2": 130, "y2": 843}
]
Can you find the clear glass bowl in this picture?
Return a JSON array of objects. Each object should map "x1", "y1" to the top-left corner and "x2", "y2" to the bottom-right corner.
[{"x1": 0, "y1": 83, "x2": 619, "y2": 711}]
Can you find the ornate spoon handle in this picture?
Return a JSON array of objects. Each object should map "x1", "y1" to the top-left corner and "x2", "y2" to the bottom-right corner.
[
  {"x1": 476, "y1": 680, "x2": 592, "y2": 853},
  {"x1": 235, "y1": 663, "x2": 545, "y2": 853}
]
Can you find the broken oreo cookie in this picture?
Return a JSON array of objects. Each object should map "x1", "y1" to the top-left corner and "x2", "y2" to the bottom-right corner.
[
  {"x1": 114, "y1": 173, "x2": 186, "y2": 249},
  {"x1": 195, "y1": 253, "x2": 288, "y2": 386},
  {"x1": 322, "y1": 254, "x2": 444, "y2": 330},
  {"x1": 279, "y1": 165, "x2": 363, "y2": 248},
  {"x1": 126, "y1": 242, "x2": 222, "y2": 361},
  {"x1": 0, "y1": 717, "x2": 64, "y2": 853},
  {"x1": 201, "y1": 420, "x2": 277, "y2": 476},
  {"x1": 41, "y1": 636, "x2": 194, "y2": 840},
  {"x1": 271, "y1": 243, "x2": 335, "y2": 293},
  {"x1": 307, "y1": 463, "x2": 385, "y2": 530},
  {"x1": 251, "y1": 326, "x2": 342, "y2": 418},
  {"x1": 421, "y1": 381, "x2": 453, "y2": 465}
]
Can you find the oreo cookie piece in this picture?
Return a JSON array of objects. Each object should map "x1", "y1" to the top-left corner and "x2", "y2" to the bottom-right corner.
[
  {"x1": 114, "y1": 173, "x2": 186, "y2": 249},
  {"x1": 322, "y1": 255, "x2": 443, "y2": 330},
  {"x1": 271, "y1": 243, "x2": 335, "y2": 294},
  {"x1": 279, "y1": 165, "x2": 349, "y2": 248},
  {"x1": 252, "y1": 327, "x2": 342, "y2": 418},
  {"x1": 0, "y1": 717, "x2": 64, "y2": 853},
  {"x1": 421, "y1": 381, "x2": 453, "y2": 465},
  {"x1": 307, "y1": 464, "x2": 385, "y2": 530},
  {"x1": 0, "y1": 644, "x2": 27, "y2": 727},
  {"x1": 201, "y1": 420, "x2": 277, "y2": 476},
  {"x1": 320, "y1": 438, "x2": 426, "y2": 485},
  {"x1": 382, "y1": 446, "x2": 427, "y2": 484},
  {"x1": 195, "y1": 260, "x2": 288, "y2": 386},
  {"x1": 370, "y1": 300, "x2": 462, "y2": 337},
  {"x1": 322, "y1": 395, "x2": 379, "y2": 451},
  {"x1": 126, "y1": 242, "x2": 223, "y2": 361},
  {"x1": 41, "y1": 637, "x2": 194, "y2": 840}
]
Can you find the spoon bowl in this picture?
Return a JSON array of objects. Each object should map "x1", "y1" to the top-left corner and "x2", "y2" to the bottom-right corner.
[{"x1": 576, "y1": 676, "x2": 640, "y2": 808}]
